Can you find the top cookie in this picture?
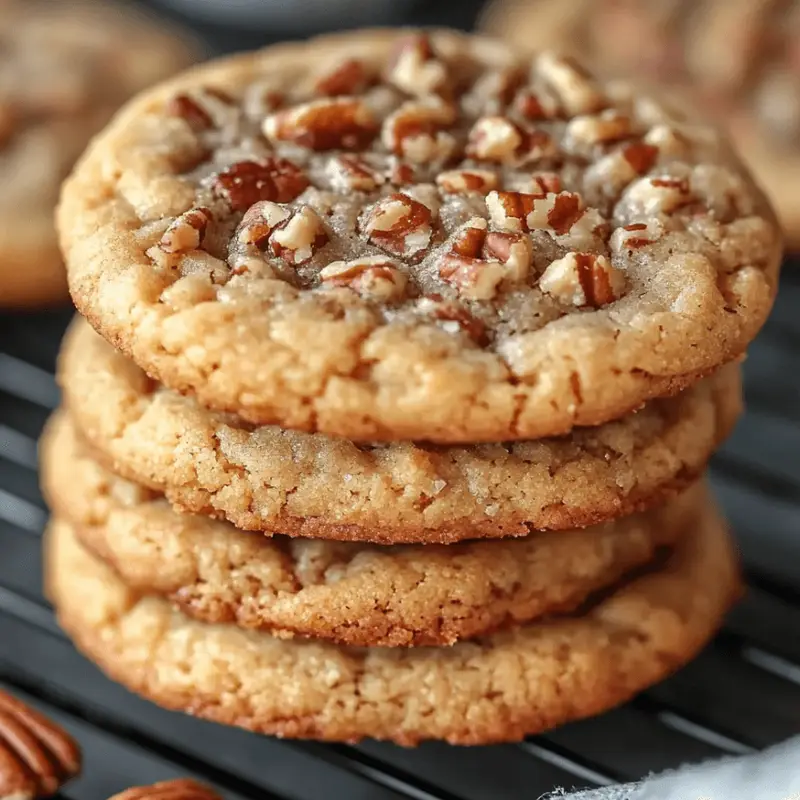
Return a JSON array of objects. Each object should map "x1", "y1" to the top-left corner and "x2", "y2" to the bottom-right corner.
[
  {"x1": 0, "y1": 0, "x2": 197, "y2": 306},
  {"x1": 481, "y1": 0, "x2": 800, "y2": 246},
  {"x1": 59, "y1": 29, "x2": 781, "y2": 442}
]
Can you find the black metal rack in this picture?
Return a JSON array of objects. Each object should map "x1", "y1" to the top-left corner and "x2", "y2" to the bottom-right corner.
[{"x1": 1, "y1": 3, "x2": 800, "y2": 795}]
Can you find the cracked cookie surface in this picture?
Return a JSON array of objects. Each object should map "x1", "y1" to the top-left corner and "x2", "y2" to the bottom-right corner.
[
  {"x1": 481, "y1": 0, "x2": 800, "y2": 246},
  {"x1": 58, "y1": 28, "x2": 779, "y2": 442},
  {"x1": 60, "y1": 319, "x2": 741, "y2": 542},
  {"x1": 42, "y1": 410, "x2": 700, "y2": 647},
  {"x1": 46, "y1": 494, "x2": 739, "y2": 744},
  {"x1": 0, "y1": 0, "x2": 196, "y2": 306}
]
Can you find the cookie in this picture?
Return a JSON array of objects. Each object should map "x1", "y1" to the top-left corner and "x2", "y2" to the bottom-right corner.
[
  {"x1": 481, "y1": 0, "x2": 800, "y2": 247},
  {"x1": 57, "y1": 29, "x2": 779, "y2": 442},
  {"x1": 0, "y1": 0, "x2": 197, "y2": 307},
  {"x1": 43, "y1": 409, "x2": 703, "y2": 646},
  {"x1": 59, "y1": 318, "x2": 741, "y2": 543},
  {"x1": 46, "y1": 492, "x2": 739, "y2": 745}
]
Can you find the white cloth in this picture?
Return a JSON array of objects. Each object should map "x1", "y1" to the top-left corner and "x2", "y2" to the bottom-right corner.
[{"x1": 544, "y1": 736, "x2": 800, "y2": 799}]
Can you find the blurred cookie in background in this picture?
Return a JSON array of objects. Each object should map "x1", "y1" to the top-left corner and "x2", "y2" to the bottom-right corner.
[
  {"x1": 0, "y1": 0, "x2": 198, "y2": 308},
  {"x1": 481, "y1": 0, "x2": 798, "y2": 247}
]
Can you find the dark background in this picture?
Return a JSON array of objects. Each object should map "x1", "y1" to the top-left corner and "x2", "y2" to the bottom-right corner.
[{"x1": 0, "y1": 1, "x2": 799, "y2": 798}]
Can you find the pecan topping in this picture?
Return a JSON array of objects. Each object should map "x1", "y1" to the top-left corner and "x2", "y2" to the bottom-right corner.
[
  {"x1": 382, "y1": 98, "x2": 458, "y2": 163},
  {"x1": 0, "y1": 689, "x2": 81, "y2": 800},
  {"x1": 621, "y1": 142, "x2": 659, "y2": 174},
  {"x1": 566, "y1": 110, "x2": 632, "y2": 146},
  {"x1": 623, "y1": 175, "x2": 693, "y2": 215},
  {"x1": 467, "y1": 116, "x2": 558, "y2": 163},
  {"x1": 263, "y1": 98, "x2": 378, "y2": 151},
  {"x1": 486, "y1": 189, "x2": 583, "y2": 234},
  {"x1": 386, "y1": 34, "x2": 449, "y2": 96},
  {"x1": 314, "y1": 58, "x2": 372, "y2": 96},
  {"x1": 610, "y1": 220, "x2": 664, "y2": 252},
  {"x1": 539, "y1": 252, "x2": 625, "y2": 307},
  {"x1": 536, "y1": 53, "x2": 606, "y2": 117},
  {"x1": 328, "y1": 155, "x2": 384, "y2": 192},
  {"x1": 438, "y1": 218, "x2": 532, "y2": 300},
  {"x1": 158, "y1": 208, "x2": 212, "y2": 254},
  {"x1": 166, "y1": 88, "x2": 236, "y2": 131},
  {"x1": 514, "y1": 88, "x2": 560, "y2": 121},
  {"x1": 108, "y1": 779, "x2": 221, "y2": 800},
  {"x1": 388, "y1": 161, "x2": 416, "y2": 186},
  {"x1": 320, "y1": 256, "x2": 408, "y2": 301},
  {"x1": 436, "y1": 169, "x2": 498, "y2": 195},
  {"x1": 212, "y1": 158, "x2": 309, "y2": 212},
  {"x1": 464, "y1": 67, "x2": 526, "y2": 115},
  {"x1": 417, "y1": 294, "x2": 488, "y2": 344},
  {"x1": 362, "y1": 193, "x2": 433, "y2": 258}
]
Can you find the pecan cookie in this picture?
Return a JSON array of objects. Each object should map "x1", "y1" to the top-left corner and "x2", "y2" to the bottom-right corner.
[
  {"x1": 481, "y1": 0, "x2": 800, "y2": 247},
  {"x1": 58, "y1": 29, "x2": 779, "y2": 442},
  {"x1": 0, "y1": 0, "x2": 196, "y2": 307},
  {"x1": 46, "y1": 493, "x2": 739, "y2": 745},
  {"x1": 60, "y1": 318, "x2": 741, "y2": 542},
  {"x1": 41, "y1": 411, "x2": 698, "y2": 647}
]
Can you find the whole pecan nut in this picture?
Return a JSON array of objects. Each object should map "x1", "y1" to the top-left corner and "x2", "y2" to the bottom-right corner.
[{"x1": 0, "y1": 689, "x2": 81, "y2": 800}]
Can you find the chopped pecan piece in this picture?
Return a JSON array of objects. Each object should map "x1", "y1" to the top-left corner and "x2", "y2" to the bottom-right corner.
[
  {"x1": 486, "y1": 189, "x2": 579, "y2": 232},
  {"x1": 438, "y1": 218, "x2": 532, "y2": 300},
  {"x1": 362, "y1": 193, "x2": 433, "y2": 259},
  {"x1": 386, "y1": 34, "x2": 449, "y2": 96},
  {"x1": 212, "y1": 158, "x2": 309, "y2": 212},
  {"x1": 157, "y1": 207, "x2": 212, "y2": 254},
  {"x1": 382, "y1": 98, "x2": 458, "y2": 163},
  {"x1": 463, "y1": 67, "x2": 526, "y2": 115},
  {"x1": 233, "y1": 202, "x2": 328, "y2": 266},
  {"x1": 622, "y1": 175, "x2": 693, "y2": 215},
  {"x1": 539, "y1": 252, "x2": 625, "y2": 307},
  {"x1": 621, "y1": 142, "x2": 659, "y2": 174},
  {"x1": 536, "y1": 53, "x2": 606, "y2": 117},
  {"x1": 566, "y1": 110, "x2": 632, "y2": 146},
  {"x1": 328, "y1": 155, "x2": 384, "y2": 192},
  {"x1": 167, "y1": 87, "x2": 235, "y2": 131},
  {"x1": 0, "y1": 689, "x2": 81, "y2": 800},
  {"x1": 320, "y1": 256, "x2": 408, "y2": 301},
  {"x1": 530, "y1": 172, "x2": 563, "y2": 195},
  {"x1": 388, "y1": 161, "x2": 416, "y2": 186},
  {"x1": 417, "y1": 294, "x2": 488, "y2": 344},
  {"x1": 514, "y1": 87, "x2": 561, "y2": 121},
  {"x1": 263, "y1": 97, "x2": 378, "y2": 151},
  {"x1": 610, "y1": 220, "x2": 664, "y2": 253},
  {"x1": 108, "y1": 778, "x2": 221, "y2": 800},
  {"x1": 467, "y1": 116, "x2": 558, "y2": 163},
  {"x1": 314, "y1": 58, "x2": 372, "y2": 96},
  {"x1": 436, "y1": 169, "x2": 498, "y2": 195}
]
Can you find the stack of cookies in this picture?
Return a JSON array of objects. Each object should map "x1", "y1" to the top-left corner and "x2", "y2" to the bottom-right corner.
[{"x1": 42, "y1": 30, "x2": 781, "y2": 745}]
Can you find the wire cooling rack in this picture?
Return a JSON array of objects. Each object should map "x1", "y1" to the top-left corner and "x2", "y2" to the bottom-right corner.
[{"x1": 1, "y1": 271, "x2": 799, "y2": 799}]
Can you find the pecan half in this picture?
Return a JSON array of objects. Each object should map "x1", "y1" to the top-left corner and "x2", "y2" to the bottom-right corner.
[
  {"x1": 158, "y1": 207, "x2": 212, "y2": 254},
  {"x1": 0, "y1": 689, "x2": 81, "y2": 800},
  {"x1": 386, "y1": 34, "x2": 449, "y2": 96},
  {"x1": 438, "y1": 218, "x2": 532, "y2": 300},
  {"x1": 212, "y1": 158, "x2": 309, "y2": 212},
  {"x1": 362, "y1": 193, "x2": 433, "y2": 259},
  {"x1": 382, "y1": 98, "x2": 458, "y2": 163},
  {"x1": 539, "y1": 252, "x2": 625, "y2": 307},
  {"x1": 314, "y1": 58, "x2": 372, "y2": 96},
  {"x1": 263, "y1": 98, "x2": 378, "y2": 151},
  {"x1": 320, "y1": 256, "x2": 408, "y2": 301},
  {"x1": 416, "y1": 294, "x2": 488, "y2": 344},
  {"x1": 108, "y1": 779, "x2": 221, "y2": 800},
  {"x1": 436, "y1": 169, "x2": 498, "y2": 195}
]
